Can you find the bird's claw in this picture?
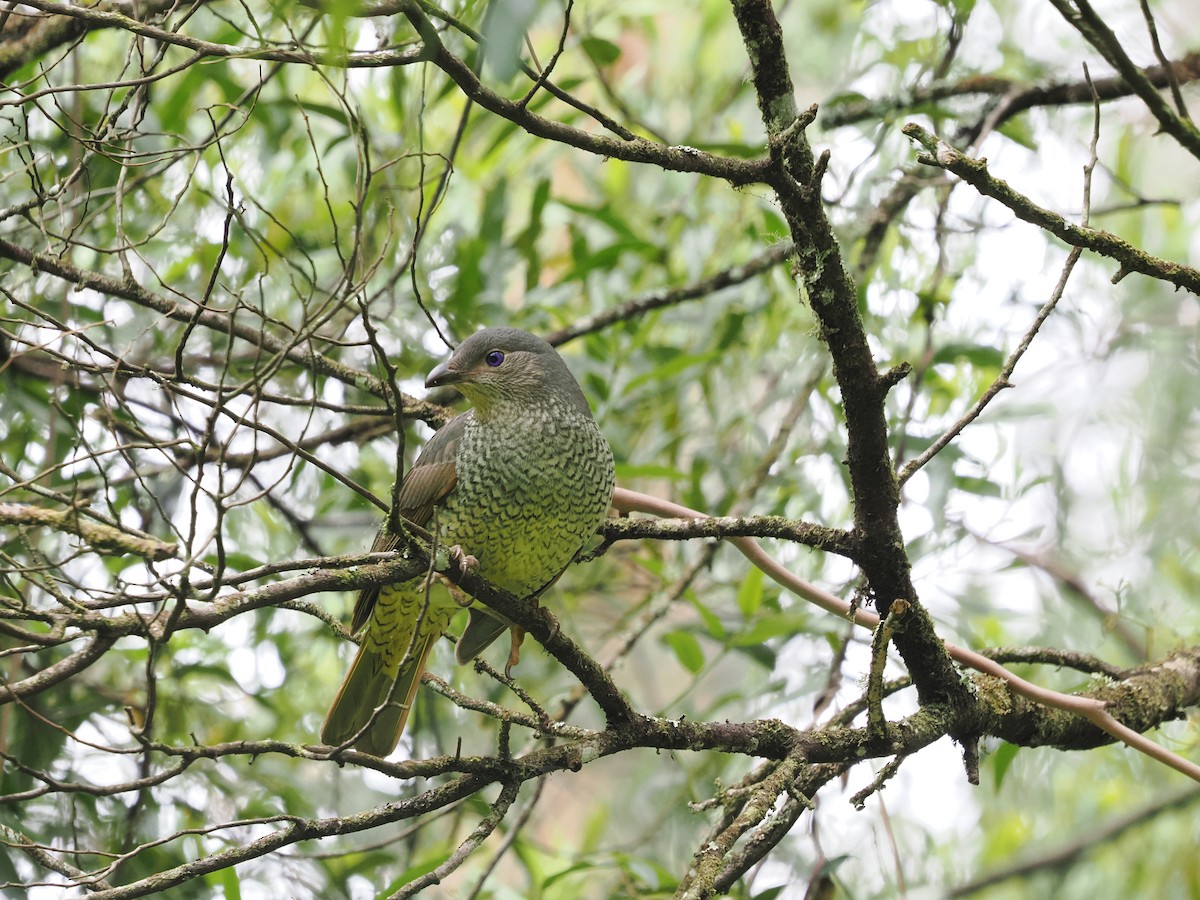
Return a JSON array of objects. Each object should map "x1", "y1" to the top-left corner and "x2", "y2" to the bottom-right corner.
[
  {"x1": 444, "y1": 580, "x2": 473, "y2": 607},
  {"x1": 441, "y1": 546, "x2": 480, "y2": 607},
  {"x1": 538, "y1": 606, "x2": 560, "y2": 640},
  {"x1": 502, "y1": 610, "x2": 558, "y2": 676},
  {"x1": 448, "y1": 545, "x2": 479, "y2": 574},
  {"x1": 504, "y1": 626, "x2": 525, "y2": 677}
]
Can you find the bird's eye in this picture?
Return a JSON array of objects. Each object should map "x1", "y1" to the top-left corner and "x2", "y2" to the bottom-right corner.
[{"x1": 485, "y1": 350, "x2": 505, "y2": 368}]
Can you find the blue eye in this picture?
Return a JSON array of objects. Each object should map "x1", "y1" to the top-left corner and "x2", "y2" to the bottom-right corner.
[{"x1": 485, "y1": 350, "x2": 505, "y2": 367}]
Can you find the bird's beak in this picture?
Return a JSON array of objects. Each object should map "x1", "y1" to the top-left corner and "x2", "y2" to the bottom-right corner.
[{"x1": 426, "y1": 360, "x2": 462, "y2": 389}]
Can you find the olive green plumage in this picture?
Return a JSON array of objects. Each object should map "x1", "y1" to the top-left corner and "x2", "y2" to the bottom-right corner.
[{"x1": 321, "y1": 328, "x2": 615, "y2": 756}]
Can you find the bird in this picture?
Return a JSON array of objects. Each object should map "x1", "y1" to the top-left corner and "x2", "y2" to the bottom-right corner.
[{"x1": 321, "y1": 327, "x2": 615, "y2": 756}]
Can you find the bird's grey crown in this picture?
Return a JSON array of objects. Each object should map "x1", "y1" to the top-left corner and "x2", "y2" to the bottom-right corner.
[{"x1": 441, "y1": 327, "x2": 594, "y2": 417}]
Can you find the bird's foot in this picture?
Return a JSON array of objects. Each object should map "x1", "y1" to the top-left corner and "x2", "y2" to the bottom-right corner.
[
  {"x1": 444, "y1": 579, "x2": 473, "y2": 607},
  {"x1": 448, "y1": 544, "x2": 479, "y2": 574},
  {"x1": 504, "y1": 626, "x2": 525, "y2": 677},
  {"x1": 442, "y1": 546, "x2": 480, "y2": 606},
  {"x1": 537, "y1": 606, "x2": 560, "y2": 640},
  {"x1": 502, "y1": 610, "x2": 559, "y2": 676}
]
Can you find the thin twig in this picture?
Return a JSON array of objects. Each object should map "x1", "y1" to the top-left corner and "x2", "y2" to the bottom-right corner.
[
  {"x1": 612, "y1": 487, "x2": 1200, "y2": 783},
  {"x1": 389, "y1": 781, "x2": 520, "y2": 899}
]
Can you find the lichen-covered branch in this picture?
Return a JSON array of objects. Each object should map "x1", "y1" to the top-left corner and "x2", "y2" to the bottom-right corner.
[
  {"x1": 728, "y1": 0, "x2": 971, "y2": 712},
  {"x1": 0, "y1": 502, "x2": 178, "y2": 560},
  {"x1": 902, "y1": 124, "x2": 1200, "y2": 294},
  {"x1": 1046, "y1": 0, "x2": 1200, "y2": 160},
  {"x1": 822, "y1": 51, "x2": 1200, "y2": 129},
  {"x1": 598, "y1": 513, "x2": 858, "y2": 558}
]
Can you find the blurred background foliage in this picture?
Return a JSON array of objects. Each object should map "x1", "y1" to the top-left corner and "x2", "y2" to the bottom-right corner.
[{"x1": 0, "y1": 0, "x2": 1197, "y2": 897}]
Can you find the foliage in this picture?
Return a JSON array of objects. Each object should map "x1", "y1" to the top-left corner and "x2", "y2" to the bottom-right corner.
[{"x1": 0, "y1": 0, "x2": 1198, "y2": 897}]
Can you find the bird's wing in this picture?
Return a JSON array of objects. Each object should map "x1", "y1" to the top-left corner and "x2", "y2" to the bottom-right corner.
[
  {"x1": 454, "y1": 563, "x2": 573, "y2": 663},
  {"x1": 350, "y1": 412, "x2": 469, "y2": 633}
]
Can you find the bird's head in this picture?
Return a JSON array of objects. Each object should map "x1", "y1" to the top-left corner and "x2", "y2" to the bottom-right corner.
[{"x1": 425, "y1": 327, "x2": 592, "y2": 417}]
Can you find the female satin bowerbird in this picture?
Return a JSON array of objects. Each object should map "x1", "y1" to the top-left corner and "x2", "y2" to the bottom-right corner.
[{"x1": 321, "y1": 328, "x2": 615, "y2": 756}]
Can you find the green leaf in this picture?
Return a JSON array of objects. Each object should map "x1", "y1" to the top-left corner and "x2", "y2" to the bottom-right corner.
[
  {"x1": 379, "y1": 852, "x2": 446, "y2": 895},
  {"x1": 930, "y1": 342, "x2": 1005, "y2": 369},
  {"x1": 213, "y1": 866, "x2": 242, "y2": 900},
  {"x1": 543, "y1": 858, "x2": 604, "y2": 887},
  {"x1": 662, "y1": 630, "x2": 705, "y2": 673},
  {"x1": 687, "y1": 593, "x2": 728, "y2": 640},
  {"x1": 731, "y1": 643, "x2": 776, "y2": 669},
  {"x1": 990, "y1": 741, "x2": 1020, "y2": 789},
  {"x1": 481, "y1": 0, "x2": 539, "y2": 80},
  {"x1": 737, "y1": 565, "x2": 764, "y2": 617},
  {"x1": 625, "y1": 350, "x2": 720, "y2": 393},
  {"x1": 954, "y1": 475, "x2": 1002, "y2": 498},
  {"x1": 823, "y1": 90, "x2": 870, "y2": 111},
  {"x1": 997, "y1": 116, "x2": 1039, "y2": 151},
  {"x1": 614, "y1": 463, "x2": 688, "y2": 480},
  {"x1": 208, "y1": 552, "x2": 267, "y2": 572},
  {"x1": 581, "y1": 36, "x2": 622, "y2": 66},
  {"x1": 731, "y1": 610, "x2": 809, "y2": 647},
  {"x1": 517, "y1": 178, "x2": 552, "y2": 290}
]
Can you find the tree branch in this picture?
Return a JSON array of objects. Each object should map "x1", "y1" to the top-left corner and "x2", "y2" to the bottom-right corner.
[
  {"x1": 546, "y1": 241, "x2": 796, "y2": 345},
  {"x1": 612, "y1": 487, "x2": 1200, "y2": 781},
  {"x1": 396, "y1": 0, "x2": 772, "y2": 187},
  {"x1": 822, "y1": 51, "x2": 1200, "y2": 129},
  {"x1": 1046, "y1": 0, "x2": 1200, "y2": 160},
  {"x1": 10, "y1": 0, "x2": 427, "y2": 66},
  {"x1": 902, "y1": 124, "x2": 1200, "y2": 293},
  {"x1": 729, "y1": 0, "x2": 971, "y2": 713},
  {"x1": 598, "y1": 513, "x2": 857, "y2": 558},
  {"x1": 0, "y1": 502, "x2": 178, "y2": 560}
]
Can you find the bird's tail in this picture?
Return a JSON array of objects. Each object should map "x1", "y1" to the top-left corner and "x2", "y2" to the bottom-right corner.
[
  {"x1": 320, "y1": 637, "x2": 435, "y2": 757},
  {"x1": 455, "y1": 608, "x2": 509, "y2": 664}
]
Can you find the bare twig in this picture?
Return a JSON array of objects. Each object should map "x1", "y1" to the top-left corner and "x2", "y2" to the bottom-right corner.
[
  {"x1": 612, "y1": 487, "x2": 1200, "y2": 783},
  {"x1": 1046, "y1": 0, "x2": 1200, "y2": 159},
  {"x1": 902, "y1": 124, "x2": 1200, "y2": 293},
  {"x1": 823, "y1": 52, "x2": 1200, "y2": 128},
  {"x1": 546, "y1": 241, "x2": 796, "y2": 345},
  {"x1": 389, "y1": 781, "x2": 520, "y2": 899}
]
